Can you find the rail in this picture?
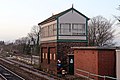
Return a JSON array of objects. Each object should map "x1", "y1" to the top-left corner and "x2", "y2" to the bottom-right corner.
[
  {"x1": 0, "y1": 74, "x2": 7, "y2": 80},
  {"x1": 0, "y1": 58, "x2": 59, "y2": 80},
  {"x1": 76, "y1": 69, "x2": 118, "y2": 80},
  {"x1": 0, "y1": 65, "x2": 25, "y2": 80}
]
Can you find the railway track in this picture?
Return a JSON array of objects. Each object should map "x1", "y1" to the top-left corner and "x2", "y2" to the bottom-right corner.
[
  {"x1": 0, "y1": 58, "x2": 83, "y2": 80},
  {"x1": 0, "y1": 65, "x2": 25, "y2": 80},
  {"x1": 0, "y1": 58, "x2": 59, "y2": 80}
]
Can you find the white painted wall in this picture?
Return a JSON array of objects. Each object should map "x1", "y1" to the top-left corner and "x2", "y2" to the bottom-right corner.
[
  {"x1": 41, "y1": 36, "x2": 57, "y2": 42},
  {"x1": 59, "y1": 36, "x2": 86, "y2": 40},
  {"x1": 116, "y1": 49, "x2": 120, "y2": 79},
  {"x1": 58, "y1": 10, "x2": 87, "y2": 40},
  {"x1": 59, "y1": 10, "x2": 86, "y2": 23}
]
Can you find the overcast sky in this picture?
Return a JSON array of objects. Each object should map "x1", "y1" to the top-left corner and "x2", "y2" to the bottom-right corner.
[{"x1": 0, "y1": 0, "x2": 120, "y2": 42}]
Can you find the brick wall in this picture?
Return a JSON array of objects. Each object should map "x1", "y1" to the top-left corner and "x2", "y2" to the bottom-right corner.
[
  {"x1": 74, "y1": 49, "x2": 98, "y2": 80},
  {"x1": 73, "y1": 47, "x2": 116, "y2": 80},
  {"x1": 40, "y1": 42, "x2": 87, "y2": 75},
  {"x1": 98, "y1": 50, "x2": 116, "y2": 78},
  {"x1": 40, "y1": 42, "x2": 57, "y2": 75},
  {"x1": 57, "y1": 42, "x2": 87, "y2": 60},
  {"x1": 57, "y1": 42, "x2": 87, "y2": 73}
]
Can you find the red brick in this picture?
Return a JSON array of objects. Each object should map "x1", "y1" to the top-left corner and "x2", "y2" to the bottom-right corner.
[
  {"x1": 40, "y1": 42, "x2": 87, "y2": 75},
  {"x1": 74, "y1": 47, "x2": 116, "y2": 80}
]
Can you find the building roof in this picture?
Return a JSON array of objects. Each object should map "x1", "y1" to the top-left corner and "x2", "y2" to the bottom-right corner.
[
  {"x1": 71, "y1": 46, "x2": 116, "y2": 50},
  {"x1": 38, "y1": 7, "x2": 89, "y2": 25}
]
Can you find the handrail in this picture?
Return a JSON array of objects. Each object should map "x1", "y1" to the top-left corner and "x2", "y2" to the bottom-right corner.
[
  {"x1": 105, "y1": 76, "x2": 117, "y2": 80},
  {"x1": 76, "y1": 69, "x2": 118, "y2": 80}
]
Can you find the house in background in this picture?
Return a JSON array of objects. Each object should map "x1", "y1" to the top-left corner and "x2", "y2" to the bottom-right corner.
[{"x1": 38, "y1": 7, "x2": 89, "y2": 75}]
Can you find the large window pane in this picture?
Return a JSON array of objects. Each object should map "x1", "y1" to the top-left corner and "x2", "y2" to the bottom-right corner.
[
  {"x1": 59, "y1": 23, "x2": 71, "y2": 35},
  {"x1": 48, "y1": 25, "x2": 53, "y2": 36},
  {"x1": 41, "y1": 23, "x2": 57, "y2": 38},
  {"x1": 53, "y1": 24, "x2": 57, "y2": 36},
  {"x1": 72, "y1": 24, "x2": 85, "y2": 35}
]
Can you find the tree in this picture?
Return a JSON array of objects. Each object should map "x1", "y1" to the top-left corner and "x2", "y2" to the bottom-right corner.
[
  {"x1": 14, "y1": 37, "x2": 30, "y2": 54},
  {"x1": 117, "y1": 5, "x2": 120, "y2": 22},
  {"x1": 114, "y1": 5, "x2": 120, "y2": 22},
  {"x1": 0, "y1": 41, "x2": 4, "y2": 45},
  {"x1": 28, "y1": 25, "x2": 40, "y2": 55},
  {"x1": 88, "y1": 16, "x2": 115, "y2": 47}
]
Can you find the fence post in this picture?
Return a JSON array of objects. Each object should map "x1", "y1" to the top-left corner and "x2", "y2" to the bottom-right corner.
[
  {"x1": 88, "y1": 72, "x2": 90, "y2": 79},
  {"x1": 104, "y1": 76, "x2": 106, "y2": 80}
]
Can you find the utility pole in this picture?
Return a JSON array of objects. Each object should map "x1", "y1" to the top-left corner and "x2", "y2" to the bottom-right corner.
[{"x1": 30, "y1": 37, "x2": 34, "y2": 65}]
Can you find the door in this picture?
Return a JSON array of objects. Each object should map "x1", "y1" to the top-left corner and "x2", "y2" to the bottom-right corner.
[{"x1": 68, "y1": 54, "x2": 74, "y2": 75}]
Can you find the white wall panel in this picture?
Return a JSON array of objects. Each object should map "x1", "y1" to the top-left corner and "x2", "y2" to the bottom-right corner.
[
  {"x1": 59, "y1": 10, "x2": 86, "y2": 24},
  {"x1": 116, "y1": 50, "x2": 120, "y2": 79},
  {"x1": 58, "y1": 10, "x2": 87, "y2": 40},
  {"x1": 59, "y1": 36, "x2": 86, "y2": 40},
  {"x1": 41, "y1": 36, "x2": 57, "y2": 42}
]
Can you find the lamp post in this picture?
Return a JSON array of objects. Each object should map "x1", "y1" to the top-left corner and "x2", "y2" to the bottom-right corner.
[{"x1": 30, "y1": 37, "x2": 34, "y2": 65}]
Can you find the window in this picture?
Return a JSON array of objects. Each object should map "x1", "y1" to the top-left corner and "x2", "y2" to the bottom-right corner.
[
  {"x1": 72, "y1": 24, "x2": 85, "y2": 35},
  {"x1": 41, "y1": 26, "x2": 48, "y2": 38},
  {"x1": 43, "y1": 53, "x2": 44, "y2": 59},
  {"x1": 50, "y1": 53, "x2": 52, "y2": 60},
  {"x1": 41, "y1": 28, "x2": 44, "y2": 38},
  {"x1": 46, "y1": 53, "x2": 47, "y2": 59},
  {"x1": 53, "y1": 24, "x2": 57, "y2": 36},
  {"x1": 45, "y1": 27, "x2": 48, "y2": 37},
  {"x1": 59, "y1": 23, "x2": 71, "y2": 35},
  {"x1": 41, "y1": 23, "x2": 57, "y2": 38},
  {"x1": 48, "y1": 24, "x2": 57, "y2": 36},
  {"x1": 59, "y1": 23, "x2": 85, "y2": 36},
  {"x1": 54, "y1": 54, "x2": 56, "y2": 60},
  {"x1": 48, "y1": 25, "x2": 53, "y2": 36}
]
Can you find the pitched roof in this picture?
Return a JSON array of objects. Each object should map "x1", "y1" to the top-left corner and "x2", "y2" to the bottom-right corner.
[
  {"x1": 38, "y1": 14, "x2": 59, "y2": 25},
  {"x1": 38, "y1": 7, "x2": 89, "y2": 25}
]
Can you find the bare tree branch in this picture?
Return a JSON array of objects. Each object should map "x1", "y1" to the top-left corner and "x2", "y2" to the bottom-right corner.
[
  {"x1": 88, "y1": 16, "x2": 115, "y2": 47},
  {"x1": 114, "y1": 5, "x2": 120, "y2": 22},
  {"x1": 29, "y1": 25, "x2": 40, "y2": 55}
]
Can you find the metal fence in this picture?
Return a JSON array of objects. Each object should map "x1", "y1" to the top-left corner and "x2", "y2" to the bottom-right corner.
[{"x1": 76, "y1": 69, "x2": 119, "y2": 80}]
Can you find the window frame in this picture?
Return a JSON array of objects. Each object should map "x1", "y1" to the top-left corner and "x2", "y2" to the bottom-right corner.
[
  {"x1": 59, "y1": 23, "x2": 71, "y2": 35},
  {"x1": 59, "y1": 23, "x2": 86, "y2": 36},
  {"x1": 72, "y1": 23, "x2": 86, "y2": 36}
]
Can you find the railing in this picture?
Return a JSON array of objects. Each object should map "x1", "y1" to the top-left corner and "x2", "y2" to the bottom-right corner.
[{"x1": 76, "y1": 69, "x2": 118, "y2": 80}]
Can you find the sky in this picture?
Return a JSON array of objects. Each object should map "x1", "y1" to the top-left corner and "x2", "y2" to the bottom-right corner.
[{"x1": 0, "y1": 0, "x2": 120, "y2": 42}]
